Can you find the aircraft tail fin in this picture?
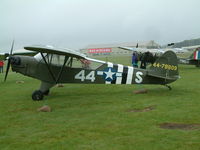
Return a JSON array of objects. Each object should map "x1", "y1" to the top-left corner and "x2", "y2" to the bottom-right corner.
[
  {"x1": 189, "y1": 50, "x2": 200, "y2": 60},
  {"x1": 148, "y1": 51, "x2": 179, "y2": 80}
]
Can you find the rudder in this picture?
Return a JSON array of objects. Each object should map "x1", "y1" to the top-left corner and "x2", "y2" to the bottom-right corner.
[
  {"x1": 190, "y1": 50, "x2": 200, "y2": 60},
  {"x1": 148, "y1": 51, "x2": 179, "y2": 80}
]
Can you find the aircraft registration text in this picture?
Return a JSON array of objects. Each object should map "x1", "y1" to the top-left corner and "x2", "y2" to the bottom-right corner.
[{"x1": 152, "y1": 63, "x2": 177, "y2": 71}]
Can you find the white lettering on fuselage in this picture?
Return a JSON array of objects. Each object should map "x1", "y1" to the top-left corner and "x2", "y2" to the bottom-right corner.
[{"x1": 135, "y1": 71, "x2": 143, "y2": 83}]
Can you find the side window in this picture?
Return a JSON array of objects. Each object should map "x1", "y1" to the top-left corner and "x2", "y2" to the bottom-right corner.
[
  {"x1": 71, "y1": 58, "x2": 83, "y2": 68},
  {"x1": 71, "y1": 58, "x2": 102, "y2": 70},
  {"x1": 88, "y1": 61, "x2": 102, "y2": 70},
  {"x1": 38, "y1": 54, "x2": 71, "y2": 66},
  {"x1": 35, "y1": 53, "x2": 103, "y2": 70},
  {"x1": 50, "y1": 55, "x2": 65, "y2": 65}
]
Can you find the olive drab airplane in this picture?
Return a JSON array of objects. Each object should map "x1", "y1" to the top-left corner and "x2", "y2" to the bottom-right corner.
[
  {"x1": 118, "y1": 43, "x2": 165, "y2": 55},
  {"x1": 4, "y1": 45, "x2": 179, "y2": 101},
  {"x1": 179, "y1": 48, "x2": 200, "y2": 67},
  {"x1": 118, "y1": 43, "x2": 188, "y2": 55}
]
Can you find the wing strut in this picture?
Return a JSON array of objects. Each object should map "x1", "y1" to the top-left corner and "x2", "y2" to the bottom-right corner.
[
  {"x1": 40, "y1": 52, "x2": 57, "y2": 82},
  {"x1": 55, "y1": 56, "x2": 69, "y2": 83},
  {"x1": 40, "y1": 53, "x2": 71, "y2": 84}
]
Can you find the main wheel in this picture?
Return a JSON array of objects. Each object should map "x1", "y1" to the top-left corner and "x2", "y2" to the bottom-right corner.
[{"x1": 32, "y1": 90, "x2": 44, "y2": 101}]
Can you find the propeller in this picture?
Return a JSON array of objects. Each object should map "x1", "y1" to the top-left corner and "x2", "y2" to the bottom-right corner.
[
  {"x1": 136, "y1": 43, "x2": 138, "y2": 48},
  {"x1": 4, "y1": 40, "x2": 14, "y2": 82}
]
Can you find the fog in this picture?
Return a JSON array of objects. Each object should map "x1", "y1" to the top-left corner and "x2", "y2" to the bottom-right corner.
[{"x1": 0, "y1": 0, "x2": 200, "y2": 52}]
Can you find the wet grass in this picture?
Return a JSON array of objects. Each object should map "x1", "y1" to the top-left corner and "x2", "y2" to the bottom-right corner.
[{"x1": 0, "y1": 62, "x2": 200, "y2": 150}]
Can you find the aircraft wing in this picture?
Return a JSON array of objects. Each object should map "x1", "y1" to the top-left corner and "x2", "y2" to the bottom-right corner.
[
  {"x1": 118, "y1": 46, "x2": 137, "y2": 51},
  {"x1": 0, "y1": 53, "x2": 9, "y2": 60},
  {"x1": 24, "y1": 45, "x2": 86, "y2": 59},
  {"x1": 119, "y1": 46, "x2": 164, "y2": 55},
  {"x1": 13, "y1": 49, "x2": 37, "y2": 56},
  {"x1": 156, "y1": 49, "x2": 165, "y2": 53},
  {"x1": 0, "y1": 49, "x2": 36, "y2": 60}
]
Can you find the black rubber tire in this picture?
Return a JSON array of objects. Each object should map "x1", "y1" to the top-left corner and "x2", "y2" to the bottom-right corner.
[{"x1": 32, "y1": 90, "x2": 44, "y2": 101}]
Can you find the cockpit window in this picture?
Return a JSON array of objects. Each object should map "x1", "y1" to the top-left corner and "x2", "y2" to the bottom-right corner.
[
  {"x1": 34, "y1": 53, "x2": 103, "y2": 69},
  {"x1": 49, "y1": 54, "x2": 66, "y2": 65},
  {"x1": 35, "y1": 53, "x2": 67, "y2": 65}
]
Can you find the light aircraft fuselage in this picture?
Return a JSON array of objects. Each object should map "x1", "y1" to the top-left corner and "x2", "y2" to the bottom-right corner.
[{"x1": 7, "y1": 45, "x2": 179, "y2": 100}]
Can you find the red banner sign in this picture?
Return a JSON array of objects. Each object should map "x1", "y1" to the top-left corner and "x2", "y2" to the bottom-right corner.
[{"x1": 88, "y1": 48, "x2": 112, "y2": 53}]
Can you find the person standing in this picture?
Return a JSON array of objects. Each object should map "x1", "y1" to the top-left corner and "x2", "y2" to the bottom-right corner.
[
  {"x1": 140, "y1": 52, "x2": 147, "y2": 69},
  {"x1": 132, "y1": 52, "x2": 138, "y2": 68},
  {"x1": 0, "y1": 60, "x2": 4, "y2": 73}
]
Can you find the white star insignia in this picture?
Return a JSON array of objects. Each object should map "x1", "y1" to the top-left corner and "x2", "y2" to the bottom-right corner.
[{"x1": 104, "y1": 68, "x2": 115, "y2": 80}]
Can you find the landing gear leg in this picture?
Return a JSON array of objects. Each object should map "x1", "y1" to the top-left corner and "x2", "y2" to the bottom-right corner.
[
  {"x1": 43, "y1": 90, "x2": 50, "y2": 96},
  {"x1": 164, "y1": 84, "x2": 172, "y2": 90}
]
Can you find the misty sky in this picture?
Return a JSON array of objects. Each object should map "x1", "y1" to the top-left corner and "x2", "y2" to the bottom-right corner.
[{"x1": 0, "y1": 0, "x2": 200, "y2": 52}]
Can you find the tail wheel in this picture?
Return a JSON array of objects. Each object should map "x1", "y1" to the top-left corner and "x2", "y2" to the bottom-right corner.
[
  {"x1": 163, "y1": 84, "x2": 172, "y2": 90},
  {"x1": 32, "y1": 90, "x2": 44, "y2": 101}
]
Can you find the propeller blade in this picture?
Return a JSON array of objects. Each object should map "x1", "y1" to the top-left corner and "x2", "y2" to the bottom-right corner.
[
  {"x1": 4, "y1": 58, "x2": 11, "y2": 82},
  {"x1": 10, "y1": 40, "x2": 14, "y2": 55},
  {"x1": 4, "y1": 40, "x2": 15, "y2": 82}
]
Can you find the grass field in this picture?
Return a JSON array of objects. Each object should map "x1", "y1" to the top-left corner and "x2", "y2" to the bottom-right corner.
[{"x1": 0, "y1": 56, "x2": 200, "y2": 150}]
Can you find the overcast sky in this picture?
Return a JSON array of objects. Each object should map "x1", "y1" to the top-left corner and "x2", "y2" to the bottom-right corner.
[{"x1": 0, "y1": 0, "x2": 200, "y2": 52}]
